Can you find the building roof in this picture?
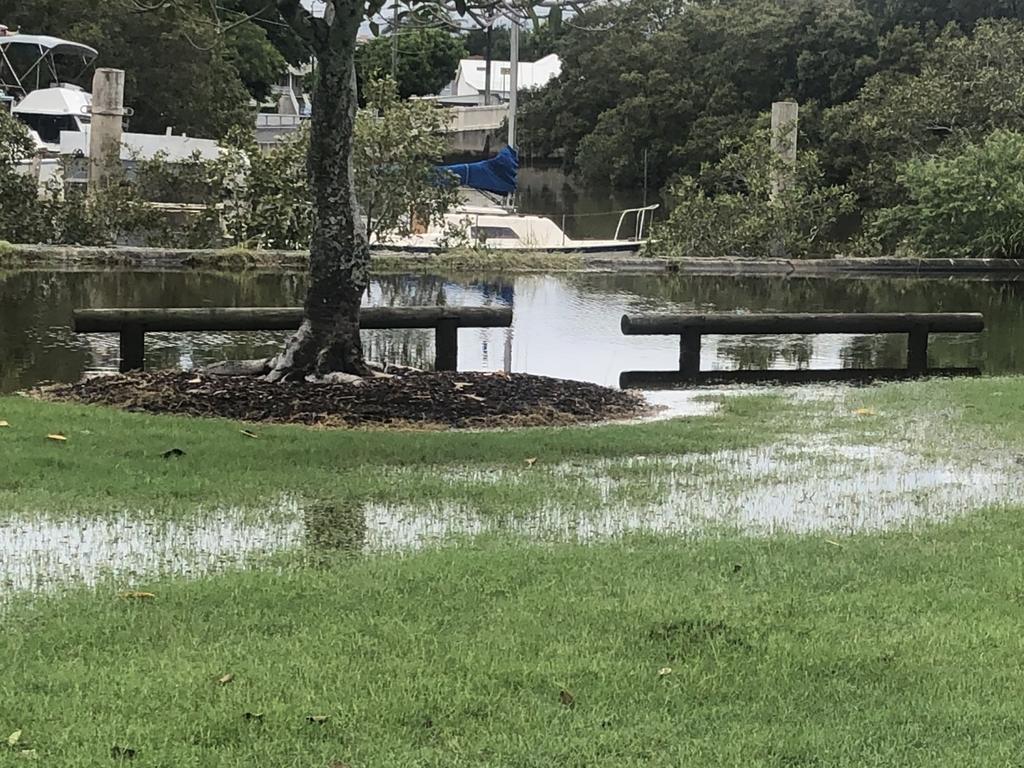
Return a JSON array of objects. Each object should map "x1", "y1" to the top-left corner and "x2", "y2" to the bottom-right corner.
[{"x1": 456, "y1": 53, "x2": 561, "y2": 94}]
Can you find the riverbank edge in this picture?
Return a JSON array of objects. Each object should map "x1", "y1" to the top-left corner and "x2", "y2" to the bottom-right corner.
[{"x1": 4, "y1": 242, "x2": 1024, "y2": 276}]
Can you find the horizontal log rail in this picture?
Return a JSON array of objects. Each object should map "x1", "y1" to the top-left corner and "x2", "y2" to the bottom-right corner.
[
  {"x1": 73, "y1": 306, "x2": 513, "y2": 373},
  {"x1": 619, "y1": 311, "x2": 985, "y2": 389},
  {"x1": 620, "y1": 312, "x2": 985, "y2": 336}
]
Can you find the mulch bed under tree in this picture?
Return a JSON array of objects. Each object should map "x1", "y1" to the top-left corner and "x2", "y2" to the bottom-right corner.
[{"x1": 39, "y1": 371, "x2": 647, "y2": 429}]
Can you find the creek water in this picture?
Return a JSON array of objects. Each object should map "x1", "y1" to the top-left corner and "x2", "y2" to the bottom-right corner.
[{"x1": 2, "y1": 269, "x2": 1022, "y2": 394}]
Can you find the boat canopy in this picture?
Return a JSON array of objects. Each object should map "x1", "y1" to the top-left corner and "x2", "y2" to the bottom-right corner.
[
  {"x1": 0, "y1": 34, "x2": 98, "y2": 60},
  {"x1": 438, "y1": 146, "x2": 518, "y2": 195}
]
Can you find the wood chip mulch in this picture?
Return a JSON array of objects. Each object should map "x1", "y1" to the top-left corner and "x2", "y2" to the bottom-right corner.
[{"x1": 38, "y1": 370, "x2": 647, "y2": 429}]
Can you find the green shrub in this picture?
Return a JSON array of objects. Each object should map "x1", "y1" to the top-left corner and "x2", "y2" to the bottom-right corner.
[
  {"x1": 652, "y1": 128, "x2": 855, "y2": 259},
  {"x1": 870, "y1": 130, "x2": 1024, "y2": 259}
]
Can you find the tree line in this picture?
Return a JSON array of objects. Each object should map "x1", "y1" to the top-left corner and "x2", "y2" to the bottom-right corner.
[{"x1": 514, "y1": 0, "x2": 1024, "y2": 258}]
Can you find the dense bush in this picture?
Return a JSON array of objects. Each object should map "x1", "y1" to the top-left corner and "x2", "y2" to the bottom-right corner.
[
  {"x1": 868, "y1": 130, "x2": 1024, "y2": 259},
  {"x1": 652, "y1": 128, "x2": 854, "y2": 260}
]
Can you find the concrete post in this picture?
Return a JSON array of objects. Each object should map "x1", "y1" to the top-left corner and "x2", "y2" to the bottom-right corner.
[
  {"x1": 770, "y1": 101, "x2": 798, "y2": 200},
  {"x1": 88, "y1": 68, "x2": 125, "y2": 195},
  {"x1": 508, "y1": 23, "x2": 519, "y2": 150}
]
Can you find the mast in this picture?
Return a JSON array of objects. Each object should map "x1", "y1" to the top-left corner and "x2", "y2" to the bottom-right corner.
[{"x1": 508, "y1": 21, "x2": 519, "y2": 149}]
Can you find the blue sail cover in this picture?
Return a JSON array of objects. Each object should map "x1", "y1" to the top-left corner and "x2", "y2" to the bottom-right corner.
[{"x1": 438, "y1": 146, "x2": 518, "y2": 195}]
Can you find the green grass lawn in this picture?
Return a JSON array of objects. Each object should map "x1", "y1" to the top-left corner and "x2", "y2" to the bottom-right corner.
[{"x1": 2, "y1": 377, "x2": 1024, "y2": 766}]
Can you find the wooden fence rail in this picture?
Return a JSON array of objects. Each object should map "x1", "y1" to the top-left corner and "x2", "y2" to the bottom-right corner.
[
  {"x1": 619, "y1": 312, "x2": 985, "y2": 388},
  {"x1": 73, "y1": 306, "x2": 513, "y2": 373}
]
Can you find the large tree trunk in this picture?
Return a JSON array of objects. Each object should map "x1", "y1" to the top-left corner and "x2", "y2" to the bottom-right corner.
[{"x1": 267, "y1": 7, "x2": 370, "y2": 381}]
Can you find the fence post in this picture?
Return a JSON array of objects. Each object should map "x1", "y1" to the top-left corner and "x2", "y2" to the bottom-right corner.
[
  {"x1": 88, "y1": 68, "x2": 126, "y2": 196},
  {"x1": 119, "y1": 324, "x2": 145, "y2": 372},
  {"x1": 770, "y1": 101, "x2": 799, "y2": 201},
  {"x1": 434, "y1": 318, "x2": 459, "y2": 371}
]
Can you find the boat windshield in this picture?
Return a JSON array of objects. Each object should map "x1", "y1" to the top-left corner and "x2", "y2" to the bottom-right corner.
[{"x1": 15, "y1": 111, "x2": 80, "y2": 143}]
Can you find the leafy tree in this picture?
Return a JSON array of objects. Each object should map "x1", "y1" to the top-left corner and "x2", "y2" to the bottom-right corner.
[
  {"x1": 867, "y1": 130, "x2": 1024, "y2": 259},
  {"x1": 652, "y1": 125, "x2": 855, "y2": 259},
  {"x1": 355, "y1": 78, "x2": 460, "y2": 241},
  {"x1": 824, "y1": 19, "x2": 1024, "y2": 206},
  {"x1": 463, "y1": 17, "x2": 562, "y2": 60},
  {"x1": 356, "y1": 27, "x2": 465, "y2": 99},
  {"x1": 521, "y1": 0, "x2": 878, "y2": 189},
  {"x1": 857, "y1": 0, "x2": 1024, "y2": 33},
  {"x1": 0, "y1": 0, "x2": 273, "y2": 136}
]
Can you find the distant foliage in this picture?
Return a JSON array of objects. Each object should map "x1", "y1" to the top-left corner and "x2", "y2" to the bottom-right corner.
[
  {"x1": 824, "y1": 20, "x2": 1024, "y2": 207},
  {"x1": 868, "y1": 131, "x2": 1024, "y2": 259},
  {"x1": 0, "y1": 78, "x2": 455, "y2": 249},
  {"x1": 354, "y1": 78, "x2": 459, "y2": 243},
  {"x1": 357, "y1": 28, "x2": 465, "y2": 101},
  {"x1": 653, "y1": 128, "x2": 855, "y2": 259}
]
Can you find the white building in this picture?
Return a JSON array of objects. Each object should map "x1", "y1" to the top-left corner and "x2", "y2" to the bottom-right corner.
[{"x1": 433, "y1": 54, "x2": 561, "y2": 107}]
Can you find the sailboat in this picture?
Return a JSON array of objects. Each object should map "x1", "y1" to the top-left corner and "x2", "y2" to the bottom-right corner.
[{"x1": 372, "y1": 146, "x2": 658, "y2": 256}]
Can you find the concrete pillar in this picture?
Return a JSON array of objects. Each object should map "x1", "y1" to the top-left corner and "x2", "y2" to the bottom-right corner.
[
  {"x1": 770, "y1": 100, "x2": 798, "y2": 200},
  {"x1": 88, "y1": 68, "x2": 125, "y2": 195}
]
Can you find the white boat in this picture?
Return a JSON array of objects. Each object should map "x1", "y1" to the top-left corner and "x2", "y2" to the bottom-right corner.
[
  {"x1": 1, "y1": 27, "x2": 221, "y2": 190},
  {"x1": 372, "y1": 147, "x2": 658, "y2": 255}
]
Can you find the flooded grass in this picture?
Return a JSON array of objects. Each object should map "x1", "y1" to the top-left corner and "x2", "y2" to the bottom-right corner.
[
  {"x1": 2, "y1": 378, "x2": 1021, "y2": 596},
  {"x1": 3, "y1": 377, "x2": 1024, "y2": 764}
]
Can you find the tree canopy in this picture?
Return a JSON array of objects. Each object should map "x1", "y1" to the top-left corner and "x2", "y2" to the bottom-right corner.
[
  {"x1": 356, "y1": 27, "x2": 465, "y2": 100},
  {"x1": 0, "y1": 0, "x2": 288, "y2": 137},
  {"x1": 520, "y1": 0, "x2": 1024, "y2": 191}
]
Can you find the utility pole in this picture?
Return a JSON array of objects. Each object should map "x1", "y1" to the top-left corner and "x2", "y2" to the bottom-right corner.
[
  {"x1": 483, "y1": 24, "x2": 493, "y2": 106},
  {"x1": 390, "y1": 1, "x2": 399, "y2": 81},
  {"x1": 508, "y1": 21, "x2": 519, "y2": 149}
]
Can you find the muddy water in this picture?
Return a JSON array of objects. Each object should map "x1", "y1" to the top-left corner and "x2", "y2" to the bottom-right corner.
[{"x1": 3, "y1": 270, "x2": 1022, "y2": 393}]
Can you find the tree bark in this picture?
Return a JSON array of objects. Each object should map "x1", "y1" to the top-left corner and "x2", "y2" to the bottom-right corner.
[{"x1": 267, "y1": 3, "x2": 370, "y2": 380}]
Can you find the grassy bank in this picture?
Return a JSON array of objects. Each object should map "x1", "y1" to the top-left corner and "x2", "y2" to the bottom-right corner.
[
  {"x1": 4, "y1": 514, "x2": 1024, "y2": 767},
  {"x1": 2, "y1": 377, "x2": 1022, "y2": 765},
  {"x1": 0, "y1": 392, "x2": 799, "y2": 518}
]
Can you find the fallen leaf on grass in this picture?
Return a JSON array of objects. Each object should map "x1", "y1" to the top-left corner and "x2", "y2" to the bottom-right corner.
[
  {"x1": 119, "y1": 591, "x2": 156, "y2": 600},
  {"x1": 852, "y1": 408, "x2": 876, "y2": 417},
  {"x1": 242, "y1": 712, "x2": 264, "y2": 721},
  {"x1": 307, "y1": 715, "x2": 329, "y2": 724},
  {"x1": 240, "y1": 429, "x2": 259, "y2": 439},
  {"x1": 161, "y1": 448, "x2": 185, "y2": 459},
  {"x1": 559, "y1": 689, "x2": 575, "y2": 708},
  {"x1": 658, "y1": 667, "x2": 673, "y2": 677},
  {"x1": 18, "y1": 749, "x2": 37, "y2": 760},
  {"x1": 525, "y1": 457, "x2": 537, "y2": 467},
  {"x1": 0, "y1": 420, "x2": 9, "y2": 428},
  {"x1": 7, "y1": 731, "x2": 21, "y2": 747},
  {"x1": 218, "y1": 673, "x2": 234, "y2": 685},
  {"x1": 46, "y1": 434, "x2": 67, "y2": 442},
  {"x1": 110, "y1": 745, "x2": 136, "y2": 760}
]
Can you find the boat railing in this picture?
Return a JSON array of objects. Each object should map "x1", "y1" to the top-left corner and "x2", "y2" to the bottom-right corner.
[{"x1": 614, "y1": 204, "x2": 660, "y2": 242}]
